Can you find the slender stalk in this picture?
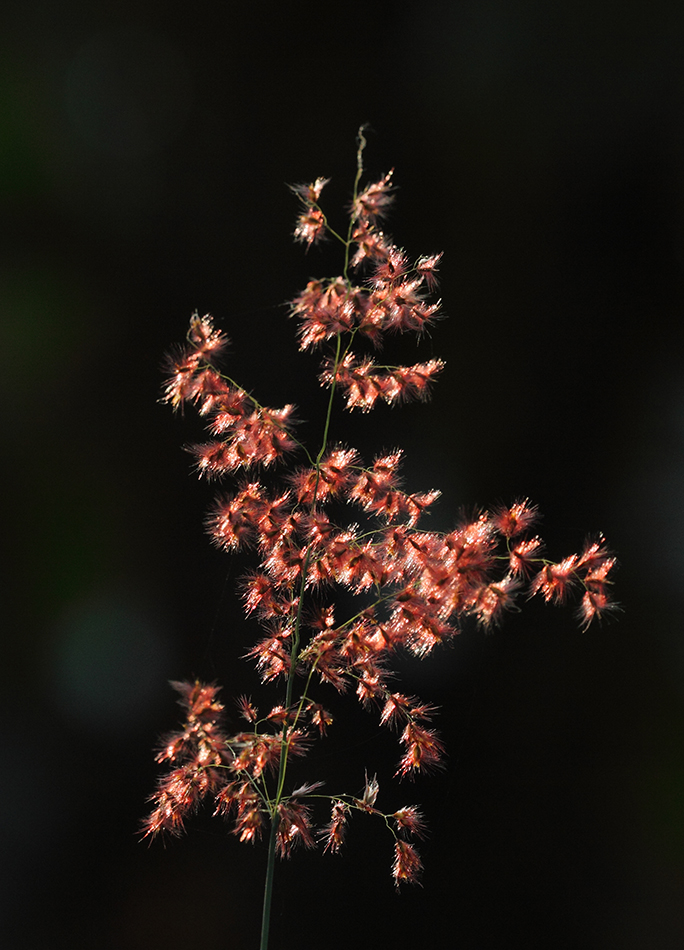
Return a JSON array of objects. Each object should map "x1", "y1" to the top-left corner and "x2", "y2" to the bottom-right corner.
[
  {"x1": 259, "y1": 811, "x2": 280, "y2": 950},
  {"x1": 258, "y1": 328, "x2": 344, "y2": 950},
  {"x1": 257, "y1": 130, "x2": 366, "y2": 950},
  {"x1": 343, "y1": 126, "x2": 367, "y2": 281}
]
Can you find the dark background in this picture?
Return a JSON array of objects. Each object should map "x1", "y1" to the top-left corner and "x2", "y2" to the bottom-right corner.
[{"x1": 2, "y1": 1, "x2": 684, "y2": 947}]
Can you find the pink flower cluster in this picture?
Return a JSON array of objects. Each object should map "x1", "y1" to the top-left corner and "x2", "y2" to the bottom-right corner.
[
  {"x1": 144, "y1": 147, "x2": 617, "y2": 889},
  {"x1": 144, "y1": 681, "x2": 427, "y2": 875}
]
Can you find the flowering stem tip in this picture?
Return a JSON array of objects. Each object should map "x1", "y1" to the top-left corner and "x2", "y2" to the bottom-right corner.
[{"x1": 144, "y1": 129, "x2": 617, "y2": 949}]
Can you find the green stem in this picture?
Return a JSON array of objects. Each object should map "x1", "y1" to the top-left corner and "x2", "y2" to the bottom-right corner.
[
  {"x1": 258, "y1": 130, "x2": 366, "y2": 948},
  {"x1": 259, "y1": 810, "x2": 279, "y2": 950},
  {"x1": 343, "y1": 126, "x2": 367, "y2": 282},
  {"x1": 258, "y1": 331, "x2": 344, "y2": 950}
]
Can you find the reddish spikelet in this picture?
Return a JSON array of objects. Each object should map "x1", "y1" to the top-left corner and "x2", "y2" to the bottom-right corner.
[
  {"x1": 392, "y1": 805, "x2": 427, "y2": 839},
  {"x1": 161, "y1": 314, "x2": 231, "y2": 411},
  {"x1": 369, "y1": 279, "x2": 442, "y2": 335},
  {"x1": 291, "y1": 177, "x2": 329, "y2": 246},
  {"x1": 142, "y1": 766, "x2": 200, "y2": 839},
  {"x1": 161, "y1": 348, "x2": 202, "y2": 409},
  {"x1": 472, "y1": 574, "x2": 521, "y2": 628},
  {"x1": 321, "y1": 800, "x2": 349, "y2": 853},
  {"x1": 509, "y1": 536, "x2": 544, "y2": 575},
  {"x1": 307, "y1": 701, "x2": 334, "y2": 736},
  {"x1": 241, "y1": 571, "x2": 296, "y2": 619},
  {"x1": 301, "y1": 629, "x2": 347, "y2": 692},
  {"x1": 492, "y1": 499, "x2": 539, "y2": 538},
  {"x1": 193, "y1": 369, "x2": 235, "y2": 416},
  {"x1": 276, "y1": 801, "x2": 316, "y2": 856},
  {"x1": 292, "y1": 278, "x2": 358, "y2": 350},
  {"x1": 237, "y1": 695, "x2": 258, "y2": 723},
  {"x1": 208, "y1": 389, "x2": 254, "y2": 431},
  {"x1": 392, "y1": 840, "x2": 423, "y2": 887},
  {"x1": 233, "y1": 803, "x2": 265, "y2": 843},
  {"x1": 291, "y1": 177, "x2": 329, "y2": 205},
  {"x1": 350, "y1": 221, "x2": 392, "y2": 270},
  {"x1": 232, "y1": 732, "x2": 283, "y2": 777},
  {"x1": 577, "y1": 547, "x2": 618, "y2": 629},
  {"x1": 294, "y1": 206, "x2": 326, "y2": 246},
  {"x1": 371, "y1": 246, "x2": 409, "y2": 284},
  {"x1": 190, "y1": 407, "x2": 298, "y2": 477},
  {"x1": 215, "y1": 781, "x2": 265, "y2": 843},
  {"x1": 380, "y1": 693, "x2": 435, "y2": 729},
  {"x1": 205, "y1": 482, "x2": 266, "y2": 551},
  {"x1": 530, "y1": 555, "x2": 579, "y2": 604},
  {"x1": 321, "y1": 353, "x2": 445, "y2": 411},
  {"x1": 352, "y1": 170, "x2": 394, "y2": 223},
  {"x1": 396, "y1": 722, "x2": 445, "y2": 776},
  {"x1": 348, "y1": 451, "x2": 401, "y2": 513},
  {"x1": 415, "y1": 252, "x2": 443, "y2": 291},
  {"x1": 142, "y1": 681, "x2": 231, "y2": 840},
  {"x1": 188, "y1": 312, "x2": 230, "y2": 361},
  {"x1": 355, "y1": 660, "x2": 387, "y2": 705},
  {"x1": 291, "y1": 446, "x2": 359, "y2": 504},
  {"x1": 387, "y1": 586, "x2": 454, "y2": 657},
  {"x1": 248, "y1": 628, "x2": 293, "y2": 682},
  {"x1": 576, "y1": 535, "x2": 613, "y2": 571}
]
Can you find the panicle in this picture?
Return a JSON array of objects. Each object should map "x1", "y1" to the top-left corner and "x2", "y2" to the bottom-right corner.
[{"x1": 148, "y1": 144, "x2": 617, "y2": 900}]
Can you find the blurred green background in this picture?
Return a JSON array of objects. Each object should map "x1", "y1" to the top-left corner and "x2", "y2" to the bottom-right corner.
[{"x1": 2, "y1": 1, "x2": 683, "y2": 947}]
